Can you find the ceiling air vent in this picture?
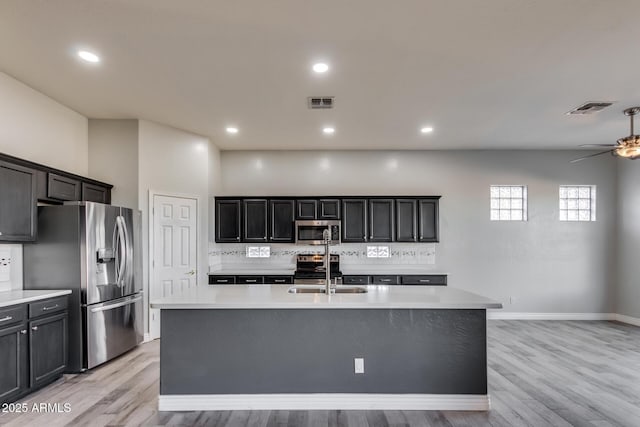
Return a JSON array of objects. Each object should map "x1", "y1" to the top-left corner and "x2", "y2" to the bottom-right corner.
[
  {"x1": 566, "y1": 101, "x2": 614, "y2": 115},
  {"x1": 308, "y1": 96, "x2": 335, "y2": 109}
]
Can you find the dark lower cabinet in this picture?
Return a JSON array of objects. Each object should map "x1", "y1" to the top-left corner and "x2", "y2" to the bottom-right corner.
[
  {"x1": 418, "y1": 199, "x2": 439, "y2": 242},
  {"x1": 269, "y1": 200, "x2": 294, "y2": 242},
  {"x1": 396, "y1": 199, "x2": 417, "y2": 242},
  {"x1": 369, "y1": 199, "x2": 394, "y2": 242},
  {"x1": 342, "y1": 199, "x2": 368, "y2": 242},
  {"x1": 29, "y1": 312, "x2": 67, "y2": 388},
  {"x1": 243, "y1": 199, "x2": 268, "y2": 242},
  {"x1": 0, "y1": 324, "x2": 28, "y2": 403},
  {"x1": 215, "y1": 199, "x2": 242, "y2": 242},
  {"x1": 209, "y1": 274, "x2": 294, "y2": 285},
  {"x1": 0, "y1": 160, "x2": 37, "y2": 242},
  {"x1": 342, "y1": 274, "x2": 447, "y2": 286},
  {"x1": 0, "y1": 297, "x2": 68, "y2": 404}
]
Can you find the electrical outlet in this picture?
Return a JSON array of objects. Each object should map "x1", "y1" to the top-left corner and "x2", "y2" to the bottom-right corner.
[
  {"x1": 354, "y1": 357, "x2": 364, "y2": 374},
  {"x1": 0, "y1": 250, "x2": 11, "y2": 282}
]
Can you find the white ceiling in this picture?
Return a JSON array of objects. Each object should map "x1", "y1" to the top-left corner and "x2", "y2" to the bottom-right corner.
[{"x1": 1, "y1": 0, "x2": 640, "y2": 151}]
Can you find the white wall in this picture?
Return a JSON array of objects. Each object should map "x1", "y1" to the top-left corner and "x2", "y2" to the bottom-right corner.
[
  {"x1": 138, "y1": 120, "x2": 213, "y2": 331},
  {"x1": 0, "y1": 71, "x2": 88, "y2": 175},
  {"x1": 220, "y1": 150, "x2": 618, "y2": 314},
  {"x1": 88, "y1": 119, "x2": 139, "y2": 208},
  {"x1": 616, "y1": 161, "x2": 640, "y2": 318},
  {"x1": 0, "y1": 71, "x2": 89, "y2": 290}
]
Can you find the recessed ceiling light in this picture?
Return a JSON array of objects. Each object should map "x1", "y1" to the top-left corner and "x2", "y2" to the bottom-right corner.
[
  {"x1": 226, "y1": 127, "x2": 239, "y2": 134},
  {"x1": 77, "y1": 50, "x2": 100, "y2": 63},
  {"x1": 420, "y1": 127, "x2": 434, "y2": 134},
  {"x1": 313, "y1": 63, "x2": 329, "y2": 73},
  {"x1": 323, "y1": 127, "x2": 335, "y2": 135}
]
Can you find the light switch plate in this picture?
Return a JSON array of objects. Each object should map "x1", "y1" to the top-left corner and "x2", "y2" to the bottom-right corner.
[
  {"x1": 0, "y1": 250, "x2": 11, "y2": 282},
  {"x1": 354, "y1": 357, "x2": 365, "y2": 374}
]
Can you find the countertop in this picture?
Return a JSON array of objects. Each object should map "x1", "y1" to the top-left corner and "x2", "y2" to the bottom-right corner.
[
  {"x1": 0, "y1": 289, "x2": 72, "y2": 308},
  {"x1": 151, "y1": 285, "x2": 502, "y2": 310},
  {"x1": 209, "y1": 268, "x2": 294, "y2": 275}
]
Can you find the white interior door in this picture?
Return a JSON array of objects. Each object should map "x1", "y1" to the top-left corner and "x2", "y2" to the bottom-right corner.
[{"x1": 150, "y1": 194, "x2": 197, "y2": 339}]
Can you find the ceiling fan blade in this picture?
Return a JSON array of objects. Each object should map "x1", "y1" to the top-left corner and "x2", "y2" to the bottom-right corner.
[
  {"x1": 578, "y1": 144, "x2": 617, "y2": 147},
  {"x1": 570, "y1": 149, "x2": 615, "y2": 163}
]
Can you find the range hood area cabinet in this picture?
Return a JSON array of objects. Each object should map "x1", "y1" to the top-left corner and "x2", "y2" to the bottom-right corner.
[
  {"x1": 214, "y1": 196, "x2": 439, "y2": 244},
  {"x1": 296, "y1": 199, "x2": 341, "y2": 220}
]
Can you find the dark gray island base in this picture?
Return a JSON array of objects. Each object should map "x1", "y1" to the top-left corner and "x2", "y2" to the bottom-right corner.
[{"x1": 159, "y1": 308, "x2": 490, "y2": 410}]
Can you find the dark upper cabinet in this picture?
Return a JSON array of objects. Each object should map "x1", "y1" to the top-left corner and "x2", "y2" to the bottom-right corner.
[
  {"x1": 296, "y1": 200, "x2": 317, "y2": 220},
  {"x1": 318, "y1": 199, "x2": 341, "y2": 219},
  {"x1": 395, "y1": 199, "x2": 417, "y2": 242},
  {"x1": 369, "y1": 199, "x2": 394, "y2": 242},
  {"x1": 215, "y1": 199, "x2": 242, "y2": 242},
  {"x1": 47, "y1": 173, "x2": 81, "y2": 201},
  {"x1": 418, "y1": 199, "x2": 439, "y2": 242},
  {"x1": 0, "y1": 160, "x2": 37, "y2": 242},
  {"x1": 342, "y1": 199, "x2": 368, "y2": 242},
  {"x1": 269, "y1": 199, "x2": 294, "y2": 242},
  {"x1": 82, "y1": 182, "x2": 111, "y2": 204},
  {"x1": 243, "y1": 199, "x2": 268, "y2": 242},
  {"x1": 29, "y1": 312, "x2": 67, "y2": 388}
]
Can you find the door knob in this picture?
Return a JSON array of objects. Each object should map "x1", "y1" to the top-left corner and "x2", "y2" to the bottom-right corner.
[
  {"x1": 185, "y1": 270, "x2": 196, "y2": 275},
  {"x1": 31, "y1": 326, "x2": 38, "y2": 331}
]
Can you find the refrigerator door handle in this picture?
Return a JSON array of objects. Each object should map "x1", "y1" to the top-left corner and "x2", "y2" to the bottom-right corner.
[
  {"x1": 90, "y1": 296, "x2": 142, "y2": 313},
  {"x1": 115, "y1": 216, "x2": 127, "y2": 287},
  {"x1": 112, "y1": 218, "x2": 121, "y2": 285},
  {"x1": 121, "y1": 215, "x2": 133, "y2": 287}
]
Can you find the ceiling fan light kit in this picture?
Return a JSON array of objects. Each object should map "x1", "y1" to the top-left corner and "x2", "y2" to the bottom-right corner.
[{"x1": 571, "y1": 106, "x2": 640, "y2": 163}]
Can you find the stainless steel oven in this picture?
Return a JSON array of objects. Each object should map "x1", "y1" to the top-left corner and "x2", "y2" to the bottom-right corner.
[{"x1": 295, "y1": 220, "x2": 341, "y2": 245}]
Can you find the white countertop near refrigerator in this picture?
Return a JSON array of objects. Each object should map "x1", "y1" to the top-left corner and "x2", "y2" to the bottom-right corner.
[{"x1": 0, "y1": 289, "x2": 72, "y2": 308}]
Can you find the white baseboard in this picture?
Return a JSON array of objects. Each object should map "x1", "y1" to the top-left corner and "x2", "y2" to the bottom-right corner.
[
  {"x1": 158, "y1": 393, "x2": 490, "y2": 411},
  {"x1": 487, "y1": 311, "x2": 640, "y2": 326},
  {"x1": 613, "y1": 313, "x2": 640, "y2": 327},
  {"x1": 487, "y1": 312, "x2": 614, "y2": 320},
  {"x1": 143, "y1": 333, "x2": 151, "y2": 343}
]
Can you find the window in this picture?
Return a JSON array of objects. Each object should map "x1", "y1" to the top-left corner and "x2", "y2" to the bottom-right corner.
[
  {"x1": 490, "y1": 185, "x2": 527, "y2": 221},
  {"x1": 559, "y1": 185, "x2": 596, "y2": 221}
]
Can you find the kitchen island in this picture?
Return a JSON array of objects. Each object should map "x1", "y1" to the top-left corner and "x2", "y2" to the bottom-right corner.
[{"x1": 151, "y1": 285, "x2": 502, "y2": 411}]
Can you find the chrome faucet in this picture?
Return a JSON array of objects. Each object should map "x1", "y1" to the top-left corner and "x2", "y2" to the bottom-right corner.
[{"x1": 322, "y1": 229, "x2": 333, "y2": 294}]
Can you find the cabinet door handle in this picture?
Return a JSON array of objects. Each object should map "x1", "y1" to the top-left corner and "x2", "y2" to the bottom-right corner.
[
  {"x1": 0, "y1": 316, "x2": 13, "y2": 322},
  {"x1": 274, "y1": 279, "x2": 285, "y2": 283},
  {"x1": 217, "y1": 279, "x2": 228, "y2": 283},
  {"x1": 42, "y1": 304, "x2": 59, "y2": 311},
  {"x1": 245, "y1": 279, "x2": 257, "y2": 283},
  {"x1": 381, "y1": 279, "x2": 391, "y2": 282},
  {"x1": 20, "y1": 330, "x2": 27, "y2": 335},
  {"x1": 419, "y1": 279, "x2": 431, "y2": 283},
  {"x1": 31, "y1": 326, "x2": 38, "y2": 331}
]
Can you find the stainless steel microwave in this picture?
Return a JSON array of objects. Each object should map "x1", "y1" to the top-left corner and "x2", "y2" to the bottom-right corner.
[{"x1": 295, "y1": 220, "x2": 341, "y2": 245}]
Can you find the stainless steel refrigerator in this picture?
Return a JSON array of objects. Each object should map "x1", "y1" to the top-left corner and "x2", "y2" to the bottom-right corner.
[{"x1": 24, "y1": 202, "x2": 143, "y2": 372}]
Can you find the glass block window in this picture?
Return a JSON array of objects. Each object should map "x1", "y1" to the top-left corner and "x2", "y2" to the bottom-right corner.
[
  {"x1": 559, "y1": 185, "x2": 596, "y2": 221},
  {"x1": 490, "y1": 185, "x2": 527, "y2": 221}
]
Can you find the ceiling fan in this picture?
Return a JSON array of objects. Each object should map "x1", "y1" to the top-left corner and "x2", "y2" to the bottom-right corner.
[{"x1": 571, "y1": 107, "x2": 640, "y2": 163}]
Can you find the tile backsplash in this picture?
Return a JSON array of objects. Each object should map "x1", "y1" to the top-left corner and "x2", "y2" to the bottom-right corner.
[{"x1": 209, "y1": 242, "x2": 436, "y2": 271}]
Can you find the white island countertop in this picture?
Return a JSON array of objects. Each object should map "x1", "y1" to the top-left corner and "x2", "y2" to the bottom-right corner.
[
  {"x1": 0, "y1": 289, "x2": 72, "y2": 308},
  {"x1": 151, "y1": 285, "x2": 502, "y2": 310}
]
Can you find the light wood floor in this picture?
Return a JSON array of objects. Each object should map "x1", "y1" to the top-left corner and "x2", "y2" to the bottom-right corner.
[{"x1": 1, "y1": 320, "x2": 639, "y2": 426}]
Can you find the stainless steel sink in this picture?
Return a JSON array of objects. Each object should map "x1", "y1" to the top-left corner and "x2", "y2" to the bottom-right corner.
[{"x1": 288, "y1": 286, "x2": 368, "y2": 294}]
